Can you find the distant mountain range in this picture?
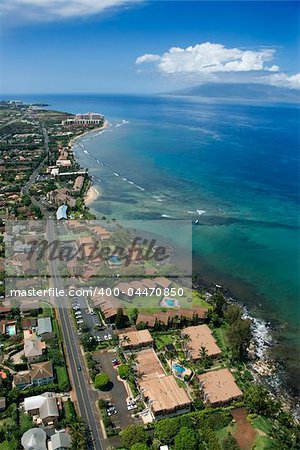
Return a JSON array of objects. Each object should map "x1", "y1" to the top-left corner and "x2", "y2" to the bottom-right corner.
[{"x1": 167, "y1": 83, "x2": 300, "y2": 104}]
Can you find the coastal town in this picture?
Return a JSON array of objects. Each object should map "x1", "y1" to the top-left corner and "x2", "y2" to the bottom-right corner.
[{"x1": 0, "y1": 100, "x2": 298, "y2": 450}]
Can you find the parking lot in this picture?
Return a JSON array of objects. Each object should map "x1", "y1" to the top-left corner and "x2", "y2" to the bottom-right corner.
[
  {"x1": 94, "y1": 350, "x2": 140, "y2": 429},
  {"x1": 70, "y1": 296, "x2": 115, "y2": 343}
]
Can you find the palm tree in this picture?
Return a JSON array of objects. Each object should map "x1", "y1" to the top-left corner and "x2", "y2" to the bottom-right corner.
[
  {"x1": 182, "y1": 333, "x2": 191, "y2": 359},
  {"x1": 69, "y1": 419, "x2": 87, "y2": 450},
  {"x1": 198, "y1": 345, "x2": 211, "y2": 369}
]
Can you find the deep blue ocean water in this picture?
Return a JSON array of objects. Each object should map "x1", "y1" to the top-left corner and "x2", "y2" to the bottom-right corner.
[{"x1": 3, "y1": 93, "x2": 300, "y2": 391}]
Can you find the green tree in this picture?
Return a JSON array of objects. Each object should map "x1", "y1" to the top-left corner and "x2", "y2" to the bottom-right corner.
[
  {"x1": 154, "y1": 417, "x2": 180, "y2": 444},
  {"x1": 211, "y1": 290, "x2": 226, "y2": 318},
  {"x1": 198, "y1": 345, "x2": 212, "y2": 369},
  {"x1": 174, "y1": 427, "x2": 198, "y2": 450},
  {"x1": 115, "y1": 308, "x2": 127, "y2": 329},
  {"x1": 131, "y1": 443, "x2": 149, "y2": 450},
  {"x1": 69, "y1": 418, "x2": 87, "y2": 449},
  {"x1": 120, "y1": 425, "x2": 148, "y2": 449},
  {"x1": 224, "y1": 304, "x2": 242, "y2": 325},
  {"x1": 94, "y1": 373, "x2": 110, "y2": 391},
  {"x1": 227, "y1": 317, "x2": 252, "y2": 360},
  {"x1": 118, "y1": 364, "x2": 130, "y2": 379},
  {"x1": 244, "y1": 384, "x2": 281, "y2": 416},
  {"x1": 222, "y1": 433, "x2": 239, "y2": 450}
]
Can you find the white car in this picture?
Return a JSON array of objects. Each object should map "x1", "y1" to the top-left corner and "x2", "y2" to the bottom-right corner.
[{"x1": 76, "y1": 320, "x2": 84, "y2": 324}]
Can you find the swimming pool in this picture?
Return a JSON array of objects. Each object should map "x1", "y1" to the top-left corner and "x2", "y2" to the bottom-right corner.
[
  {"x1": 172, "y1": 363, "x2": 185, "y2": 374},
  {"x1": 165, "y1": 298, "x2": 176, "y2": 307},
  {"x1": 6, "y1": 324, "x2": 16, "y2": 336}
]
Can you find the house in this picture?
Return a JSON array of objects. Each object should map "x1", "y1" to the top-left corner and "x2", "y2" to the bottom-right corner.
[
  {"x1": 24, "y1": 392, "x2": 59, "y2": 426},
  {"x1": 13, "y1": 371, "x2": 31, "y2": 389},
  {"x1": 73, "y1": 176, "x2": 85, "y2": 192},
  {"x1": 198, "y1": 368, "x2": 243, "y2": 406},
  {"x1": 21, "y1": 318, "x2": 37, "y2": 330},
  {"x1": 0, "y1": 397, "x2": 6, "y2": 412},
  {"x1": 119, "y1": 329, "x2": 153, "y2": 351},
  {"x1": 24, "y1": 331, "x2": 46, "y2": 362},
  {"x1": 21, "y1": 428, "x2": 47, "y2": 450},
  {"x1": 51, "y1": 430, "x2": 72, "y2": 449},
  {"x1": 181, "y1": 324, "x2": 222, "y2": 360},
  {"x1": 37, "y1": 317, "x2": 53, "y2": 339},
  {"x1": 31, "y1": 361, "x2": 54, "y2": 386},
  {"x1": 139, "y1": 375, "x2": 191, "y2": 418}
]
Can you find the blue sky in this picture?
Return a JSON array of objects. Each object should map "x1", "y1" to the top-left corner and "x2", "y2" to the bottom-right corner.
[{"x1": 0, "y1": 1, "x2": 299, "y2": 93}]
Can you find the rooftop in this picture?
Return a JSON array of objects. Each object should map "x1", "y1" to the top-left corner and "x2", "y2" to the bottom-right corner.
[
  {"x1": 182, "y1": 324, "x2": 222, "y2": 359},
  {"x1": 119, "y1": 329, "x2": 153, "y2": 349},
  {"x1": 136, "y1": 348, "x2": 165, "y2": 380},
  {"x1": 198, "y1": 368, "x2": 243, "y2": 405},
  {"x1": 139, "y1": 374, "x2": 191, "y2": 415},
  {"x1": 37, "y1": 317, "x2": 52, "y2": 335}
]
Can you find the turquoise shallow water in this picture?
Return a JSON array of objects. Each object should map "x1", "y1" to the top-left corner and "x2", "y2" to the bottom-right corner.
[{"x1": 3, "y1": 93, "x2": 300, "y2": 393}]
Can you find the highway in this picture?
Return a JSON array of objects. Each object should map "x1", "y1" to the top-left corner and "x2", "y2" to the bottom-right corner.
[
  {"x1": 24, "y1": 126, "x2": 106, "y2": 450},
  {"x1": 47, "y1": 219, "x2": 105, "y2": 450}
]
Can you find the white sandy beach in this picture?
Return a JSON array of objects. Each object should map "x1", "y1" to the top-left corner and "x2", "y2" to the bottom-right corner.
[{"x1": 84, "y1": 185, "x2": 100, "y2": 206}]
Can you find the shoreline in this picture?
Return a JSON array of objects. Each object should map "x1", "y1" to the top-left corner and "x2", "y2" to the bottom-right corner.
[
  {"x1": 85, "y1": 185, "x2": 100, "y2": 206},
  {"x1": 70, "y1": 116, "x2": 299, "y2": 415}
]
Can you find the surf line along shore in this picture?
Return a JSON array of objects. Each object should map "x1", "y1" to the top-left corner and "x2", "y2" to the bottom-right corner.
[{"x1": 69, "y1": 119, "x2": 109, "y2": 206}]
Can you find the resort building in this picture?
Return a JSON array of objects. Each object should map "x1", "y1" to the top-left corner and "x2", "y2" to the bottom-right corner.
[
  {"x1": 136, "y1": 307, "x2": 208, "y2": 328},
  {"x1": 119, "y1": 329, "x2": 153, "y2": 351},
  {"x1": 91, "y1": 225, "x2": 111, "y2": 240},
  {"x1": 78, "y1": 236, "x2": 95, "y2": 258},
  {"x1": 62, "y1": 112, "x2": 104, "y2": 126},
  {"x1": 135, "y1": 348, "x2": 165, "y2": 380},
  {"x1": 139, "y1": 375, "x2": 191, "y2": 418},
  {"x1": 181, "y1": 324, "x2": 222, "y2": 360},
  {"x1": 198, "y1": 368, "x2": 243, "y2": 406}
]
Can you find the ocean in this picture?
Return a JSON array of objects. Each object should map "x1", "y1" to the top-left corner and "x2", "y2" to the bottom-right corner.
[{"x1": 3, "y1": 93, "x2": 300, "y2": 394}]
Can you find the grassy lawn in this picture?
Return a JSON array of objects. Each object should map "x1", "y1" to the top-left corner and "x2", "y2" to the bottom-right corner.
[
  {"x1": 252, "y1": 416, "x2": 273, "y2": 435},
  {"x1": 19, "y1": 410, "x2": 33, "y2": 433},
  {"x1": 154, "y1": 333, "x2": 177, "y2": 351},
  {"x1": 0, "y1": 418, "x2": 14, "y2": 428},
  {"x1": 192, "y1": 291, "x2": 213, "y2": 309},
  {"x1": 56, "y1": 365, "x2": 70, "y2": 388},
  {"x1": 212, "y1": 324, "x2": 229, "y2": 352},
  {"x1": 215, "y1": 422, "x2": 237, "y2": 442},
  {"x1": 52, "y1": 318, "x2": 60, "y2": 339},
  {"x1": 0, "y1": 441, "x2": 9, "y2": 450},
  {"x1": 38, "y1": 302, "x2": 54, "y2": 318},
  {"x1": 63, "y1": 399, "x2": 76, "y2": 422},
  {"x1": 252, "y1": 434, "x2": 274, "y2": 450}
]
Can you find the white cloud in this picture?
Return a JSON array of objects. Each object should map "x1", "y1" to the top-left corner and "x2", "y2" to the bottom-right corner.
[
  {"x1": 136, "y1": 42, "x2": 279, "y2": 75},
  {"x1": 136, "y1": 42, "x2": 300, "y2": 90},
  {"x1": 266, "y1": 72, "x2": 300, "y2": 90},
  {"x1": 0, "y1": 0, "x2": 142, "y2": 22}
]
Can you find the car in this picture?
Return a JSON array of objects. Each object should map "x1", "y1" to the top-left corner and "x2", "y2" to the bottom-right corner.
[
  {"x1": 96, "y1": 336, "x2": 101, "y2": 342},
  {"x1": 104, "y1": 335, "x2": 108, "y2": 340},
  {"x1": 77, "y1": 365, "x2": 81, "y2": 371},
  {"x1": 107, "y1": 334, "x2": 112, "y2": 340},
  {"x1": 76, "y1": 320, "x2": 84, "y2": 324},
  {"x1": 75, "y1": 312, "x2": 82, "y2": 317}
]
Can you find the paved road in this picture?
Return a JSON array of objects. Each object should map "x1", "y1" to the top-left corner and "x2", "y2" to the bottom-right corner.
[
  {"x1": 47, "y1": 219, "x2": 105, "y2": 450},
  {"x1": 26, "y1": 126, "x2": 106, "y2": 450}
]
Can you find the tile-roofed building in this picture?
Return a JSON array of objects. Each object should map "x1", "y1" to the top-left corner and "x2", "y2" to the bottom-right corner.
[
  {"x1": 24, "y1": 330, "x2": 46, "y2": 362},
  {"x1": 136, "y1": 307, "x2": 208, "y2": 328},
  {"x1": 21, "y1": 428, "x2": 47, "y2": 450},
  {"x1": 119, "y1": 329, "x2": 153, "y2": 351},
  {"x1": 136, "y1": 348, "x2": 165, "y2": 381},
  {"x1": 31, "y1": 361, "x2": 54, "y2": 386},
  {"x1": 198, "y1": 368, "x2": 243, "y2": 406},
  {"x1": 73, "y1": 175, "x2": 85, "y2": 192},
  {"x1": 153, "y1": 277, "x2": 172, "y2": 289},
  {"x1": 141, "y1": 278, "x2": 158, "y2": 289},
  {"x1": 78, "y1": 236, "x2": 95, "y2": 258},
  {"x1": 51, "y1": 430, "x2": 72, "y2": 449},
  {"x1": 182, "y1": 324, "x2": 222, "y2": 360},
  {"x1": 13, "y1": 371, "x2": 31, "y2": 389},
  {"x1": 21, "y1": 318, "x2": 37, "y2": 330},
  {"x1": 37, "y1": 317, "x2": 53, "y2": 337},
  {"x1": 91, "y1": 225, "x2": 111, "y2": 240},
  {"x1": 139, "y1": 375, "x2": 191, "y2": 418}
]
